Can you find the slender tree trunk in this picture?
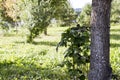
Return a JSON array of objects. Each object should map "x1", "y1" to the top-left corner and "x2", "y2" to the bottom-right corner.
[
  {"x1": 88, "y1": 0, "x2": 112, "y2": 80},
  {"x1": 44, "y1": 27, "x2": 47, "y2": 35}
]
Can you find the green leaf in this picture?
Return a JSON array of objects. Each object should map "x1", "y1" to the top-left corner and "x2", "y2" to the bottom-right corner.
[{"x1": 79, "y1": 75, "x2": 85, "y2": 80}]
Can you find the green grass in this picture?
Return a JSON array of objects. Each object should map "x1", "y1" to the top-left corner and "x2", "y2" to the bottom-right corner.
[
  {"x1": 110, "y1": 25, "x2": 120, "y2": 79},
  {"x1": 0, "y1": 27, "x2": 69, "y2": 80},
  {"x1": 0, "y1": 25, "x2": 120, "y2": 80}
]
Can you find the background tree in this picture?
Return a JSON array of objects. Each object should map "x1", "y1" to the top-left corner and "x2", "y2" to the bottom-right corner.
[
  {"x1": 111, "y1": 0, "x2": 120, "y2": 24},
  {"x1": 77, "y1": 0, "x2": 120, "y2": 27},
  {"x1": 26, "y1": 0, "x2": 54, "y2": 42},
  {"x1": 0, "y1": 0, "x2": 15, "y2": 32},
  {"x1": 27, "y1": 0, "x2": 73, "y2": 43},
  {"x1": 0, "y1": 0, "x2": 14, "y2": 25},
  {"x1": 0, "y1": 0, "x2": 26, "y2": 30},
  {"x1": 77, "y1": 4, "x2": 91, "y2": 27},
  {"x1": 54, "y1": 2, "x2": 77, "y2": 27},
  {"x1": 88, "y1": 0, "x2": 112, "y2": 80}
]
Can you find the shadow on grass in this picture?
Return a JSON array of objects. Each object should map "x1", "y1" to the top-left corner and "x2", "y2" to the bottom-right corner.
[
  {"x1": 32, "y1": 41, "x2": 58, "y2": 46},
  {"x1": 110, "y1": 43, "x2": 120, "y2": 48},
  {"x1": 15, "y1": 41, "x2": 58, "y2": 46},
  {"x1": 111, "y1": 29, "x2": 120, "y2": 32},
  {"x1": 110, "y1": 34, "x2": 120, "y2": 40},
  {"x1": 110, "y1": 33, "x2": 120, "y2": 47},
  {"x1": 0, "y1": 60, "x2": 68, "y2": 80}
]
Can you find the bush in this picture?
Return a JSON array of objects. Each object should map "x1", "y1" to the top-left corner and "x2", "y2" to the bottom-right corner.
[{"x1": 57, "y1": 24, "x2": 90, "y2": 80}]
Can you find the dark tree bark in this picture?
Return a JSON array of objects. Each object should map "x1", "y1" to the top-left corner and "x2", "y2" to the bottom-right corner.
[{"x1": 88, "y1": 0, "x2": 112, "y2": 80}]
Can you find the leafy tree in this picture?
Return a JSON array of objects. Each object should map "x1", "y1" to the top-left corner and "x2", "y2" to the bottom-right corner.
[
  {"x1": 27, "y1": 0, "x2": 71, "y2": 43},
  {"x1": 0, "y1": 0, "x2": 26, "y2": 29},
  {"x1": 77, "y1": 0, "x2": 120, "y2": 27},
  {"x1": 0, "y1": 0, "x2": 15, "y2": 31},
  {"x1": 54, "y1": 2, "x2": 77, "y2": 27},
  {"x1": 77, "y1": 4, "x2": 91, "y2": 27},
  {"x1": 0, "y1": 0, "x2": 14, "y2": 24},
  {"x1": 61, "y1": 9, "x2": 77, "y2": 27},
  {"x1": 26, "y1": 0, "x2": 53, "y2": 42},
  {"x1": 88, "y1": 0, "x2": 112, "y2": 80},
  {"x1": 57, "y1": 24, "x2": 90, "y2": 80},
  {"x1": 111, "y1": 0, "x2": 120, "y2": 24}
]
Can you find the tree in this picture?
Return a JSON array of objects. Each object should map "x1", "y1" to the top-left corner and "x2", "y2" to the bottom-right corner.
[
  {"x1": 77, "y1": 4, "x2": 91, "y2": 27},
  {"x1": 0, "y1": 0, "x2": 14, "y2": 23},
  {"x1": 54, "y1": 3, "x2": 77, "y2": 27},
  {"x1": 27, "y1": 0, "x2": 55, "y2": 42},
  {"x1": 111, "y1": 0, "x2": 120, "y2": 24},
  {"x1": 0, "y1": 0, "x2": 25, "y2": 28},
  {"x1": 27, "y1": 0, "x2": 71, "y2": 42},
  {"x1": 88, "y1": 0, "x2": 112, "y2": 80},
  {"x1": 0, "y1": 0, "x2": 15, "y2": 31},
  {"x1": 57, "y1": 24, "x2": 90, "y2": 79}
]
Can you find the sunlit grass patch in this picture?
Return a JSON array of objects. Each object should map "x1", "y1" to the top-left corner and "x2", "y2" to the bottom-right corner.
[
  {"x1": 110, "y1": 25, "x2": 120, "y2": 79},
  {"x1": 0, "y1": 25, "x2": 120, "y2": 79},
  {"x1": 0, "y1": 26, "x2": 70, "y2": 80}
]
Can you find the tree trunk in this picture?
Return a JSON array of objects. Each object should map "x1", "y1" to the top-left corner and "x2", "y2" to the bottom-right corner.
[
  {"x1": 88, "y1": 0, "x2": 112, "y2": 80},
  {"x1": 44, "y1": 27, "x2": 47, "y2": 35}
]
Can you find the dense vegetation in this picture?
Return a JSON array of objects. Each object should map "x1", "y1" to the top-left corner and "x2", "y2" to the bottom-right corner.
[
  {"x1": 0, "y1": 0, "x2": 120, "y2": 79},
  {"x1": 57, "y1": 24, "x2": 90, "y2": 79}
]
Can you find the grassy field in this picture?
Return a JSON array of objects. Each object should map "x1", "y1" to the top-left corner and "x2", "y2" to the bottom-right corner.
[
  {"x1": 0, "y1": 25, "x2": 120, "y2": 80},
  {"x1": 0, "y1": 27, "x2": 69, "y2": 80},
  {"x1": 110, "y1": 25, "x2": 120, "y2": 79}
]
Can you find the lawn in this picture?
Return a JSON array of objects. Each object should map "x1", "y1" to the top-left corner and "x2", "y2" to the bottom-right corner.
[
  {"x1": 110, "y1": 25, "x2": 120, "y2": 79},
  {"x1": 0, "y1": 25, "x2": 120, "y2": 80},
  {"x1": 0, "y1": 26, "x2": 69, "y2": 80}
]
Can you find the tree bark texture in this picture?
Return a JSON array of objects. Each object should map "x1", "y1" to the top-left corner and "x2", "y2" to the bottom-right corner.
[{"x1": 88, "y1": 0, "x2": 112, "y2": 80}]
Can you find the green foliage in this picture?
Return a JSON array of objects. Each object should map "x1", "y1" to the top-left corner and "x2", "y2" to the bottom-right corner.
[
  {"x1": 111, "y1": 0, "x2": 120, "y2": 24},
  {"x1": 0, "y1": 0, "x2": 14, "y2": 25},
  {"x1": 77, "y1": 4, "x2": 91, "y2": 27},
  {"x1": 57, "y1": 24, "x2": 90, "y2": 80},
  {"x1": 27, "y1": 0, "x2": 70, "y2": 43},
  {"x1": 26, "y1": 0, "x2": 51, "y2": 42},
  {"x1": 54, "y1": 2, "x2": 77, "y2": 27},
  {"x1": 0, "y1": 21, "x2": 11, "y2": 31},
  {"x1": 77, "y1": 1, "x2": 120, "y2": 26},
  {"x1": 60, "y1": 8, "x2": 77, "y2": 27},
  {"x1": 0, "y1": 0, "x2": 75, "y2": 42}
]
